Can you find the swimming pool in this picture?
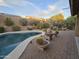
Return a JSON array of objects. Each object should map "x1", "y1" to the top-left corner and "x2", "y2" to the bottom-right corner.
[{"x1": 0, "y1": 32, "x2": 41, "y2": 59}]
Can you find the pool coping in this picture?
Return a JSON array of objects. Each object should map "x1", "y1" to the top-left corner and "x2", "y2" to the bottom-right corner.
[
  {"x1": 0, "y1": 30, "x2": 43, "y2": 35},
  {"x1": 1, "y1": 30, "x2": 44, "y2": 59}
]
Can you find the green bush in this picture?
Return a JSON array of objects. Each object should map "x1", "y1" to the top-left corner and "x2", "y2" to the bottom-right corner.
[
  {"x1": 37, "y1": 23, "x2": 49, "y2": 29},
  {"x1": 27, "y1": 26, "x2": 33, "y2": 30},
  {"x1": 30, "y1": 21, "x2": 40, "y2": 26},
  {"x1": 0, "y1": 27, "x2": 5, "y2": 33},
  {"x1": 42, "y1": 23, "x2": 49, "y2": 28},
  {"x1": 64, "y1": 16, "x2": 76, "y2": 30},
  {"x1": 12, "y1": 25, "x2": 21, "y2": 31},
  {"x1": 20, "y1": 19, "x2": 27, "y2": 26},
  {"x1": 4, "y1": 17, "x2": 14, "y2": 26},
  {"x1": 36, "y1": 36, "x2": 44, "y2": 45}
]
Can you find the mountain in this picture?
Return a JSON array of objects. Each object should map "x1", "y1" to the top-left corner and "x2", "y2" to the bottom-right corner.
[
  {"x1": 25, "y1": 16, "x2": 47, "y2": 22},
  {"x1": 0, "y1": 13, "x2": 23, "y2": 26}
]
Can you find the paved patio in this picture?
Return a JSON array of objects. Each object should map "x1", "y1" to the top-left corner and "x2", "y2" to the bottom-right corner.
[{"x1": 19, "y1": 31, "x2": 79, "y2": 59}]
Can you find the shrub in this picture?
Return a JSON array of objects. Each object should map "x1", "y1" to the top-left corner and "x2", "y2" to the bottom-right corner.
[
  {"x1": 12, "y1": 25, "x2": 21, "y2": 31},
  {"x1": 42, "y1": 23, "x2": 49, "y2": 28},
  {"x1": 28, "y1": 20, "x2": 40, "y2": 26},
  {"x1": 27, "y1": 26, "x2": 33, "y2": 30},
  {"x1": 4, "y1": 17, "x2": 14, "y2": 26},
  {"x1": 64, "y1": 16, "x2": 76, "y2": 30},
  {"x1": 36, "y1": 36, "x2": 44, "y2": 45},
  {"x1": 0, "y1": 27, "x2": 5, "y2": 33},
  {"x1": 37, "y1": 23, "x2": 49, "y2": 29},
  {"x1": 20, "y1": 19, "x2": 27, "y2": 26}
]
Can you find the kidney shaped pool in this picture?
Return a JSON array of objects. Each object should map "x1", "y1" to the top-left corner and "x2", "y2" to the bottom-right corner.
[{"x1": 0, "y1": 32, "x2": 41, "y2": 59}]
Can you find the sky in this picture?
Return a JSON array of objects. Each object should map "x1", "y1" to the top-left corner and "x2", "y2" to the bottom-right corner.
[{"x1": 0, "y1": 0, "x2": 71, "y2": 19}]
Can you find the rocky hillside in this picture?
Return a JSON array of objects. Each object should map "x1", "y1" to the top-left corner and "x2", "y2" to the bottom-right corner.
[{"x1": 0, "y1": 13, "x2": 22, "y2": 26}]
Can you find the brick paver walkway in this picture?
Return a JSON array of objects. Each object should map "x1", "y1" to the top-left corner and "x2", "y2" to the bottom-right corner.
[{"x1": 19, "y1": 31, "x2": 79, "y2": 59}]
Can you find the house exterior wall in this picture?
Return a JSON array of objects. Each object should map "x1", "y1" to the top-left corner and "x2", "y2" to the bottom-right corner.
[{"x1": 69, "y1": 0, "x2": 79, "y2": 36}]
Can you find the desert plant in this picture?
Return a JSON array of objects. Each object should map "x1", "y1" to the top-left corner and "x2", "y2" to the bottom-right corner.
[
  {"x1": 4, "y1": 17, "x2": 14, "y2": 26},
  {"x1": 64, "y1": 16, "x2": 76, "y2": 30},
  {"x1": 36, "y1": 36, "x2": 44, "y2": 45},
  {"x1": 27, "y1": 26, "x2": 33, "y2": 30},
  {"x1": 12, "y1": 25, "x2": 21, "y2": 31},
  {"x1": 36, "y1": 23, "x2": 49, "y2": 29},
  {"x1": 20, "y1": 19, "x2": 27, "y2": 26},
  {"x1": 0, "y1": 27, "x2": 5, "y2": 33},
  {"x1": 42, "y1": 23, "x2": 49, "y2": 28}
]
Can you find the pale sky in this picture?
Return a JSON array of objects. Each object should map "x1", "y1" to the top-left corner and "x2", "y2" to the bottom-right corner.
[{"x1": 0, "y1": 0, "x2": 71, "y2": 18}]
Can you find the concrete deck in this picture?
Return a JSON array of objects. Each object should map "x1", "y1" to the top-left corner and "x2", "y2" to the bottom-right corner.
[
  {"x1": 75, "y1": 37, "x2": 79, "y2": 55},
  {"x1": 19, "y1": 31, "x2": 79, "y2": 59}
]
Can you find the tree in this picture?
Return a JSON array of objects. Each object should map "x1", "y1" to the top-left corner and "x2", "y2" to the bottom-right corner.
[
  {"x1": 48, "y1": 13, "x2": 64, "y2": 28},
  {"x1": 20, "y1": 19, "x2": 28, "y2": 26},
  {"x1": 50, "y1": 13, "x2": 64, "y2": 22},
  {"x1": 48, "y1": 18, "x2": 54, "y2": 26},
  {"x1": 4, "y1": 17, "x2": 14, "y2": 26},
  {"x1": 64, "y1": 16, "x2": 76, "y2": 30}
]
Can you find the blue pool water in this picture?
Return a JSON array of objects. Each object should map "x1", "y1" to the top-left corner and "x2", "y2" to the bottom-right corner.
[{"x1": 0, "y1": 32, "x2": 40, "y2": 59}]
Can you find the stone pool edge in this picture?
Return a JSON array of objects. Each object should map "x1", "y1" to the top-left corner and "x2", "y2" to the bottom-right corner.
[
  {"x1": 2, "y1": 30, "x2": 44, "y2": 59},
  {"x1": 0, "y1": 30, "x2": 43, "y2": 35}
]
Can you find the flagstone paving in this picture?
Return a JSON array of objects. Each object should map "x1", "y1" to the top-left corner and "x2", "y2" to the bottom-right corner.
[{"x1": 19, "y1": 31, "x2": 79, "y2": 59}]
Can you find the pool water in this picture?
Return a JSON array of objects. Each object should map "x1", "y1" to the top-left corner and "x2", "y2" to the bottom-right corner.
[{"x1": 0, "y1": 32, "x2": 40, "y2": 59}]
